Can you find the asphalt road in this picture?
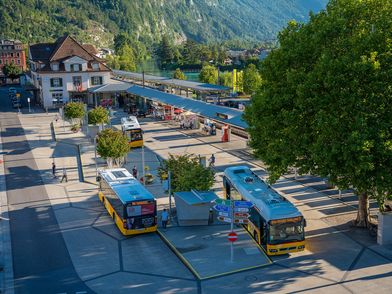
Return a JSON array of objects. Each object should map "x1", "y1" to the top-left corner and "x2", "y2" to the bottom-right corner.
[{"x1": 0, "y1": 86, "x2": 92, "y2": 293}]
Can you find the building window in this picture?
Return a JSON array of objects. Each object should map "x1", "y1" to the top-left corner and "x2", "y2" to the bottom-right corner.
[
  {"x1": 91, "y1": 76, "x2": 103, "y2": 86},
  {"x1": 92, "y1": 62, "x2": 99, "y2": 70},
  {"x1": 10, "y1": 53, "x2": 14, "y2": 57},
  {"x1": 16, "y1": 52, "x2": 20, "y2": 57},
  {"x1": 72, "y1": 64, "x2": 81, "y2": 72},
  {"x1": 17, "y1": 59, "x2": 20, "y2": 65},
  {"x1": 50, "y1": 78, "x2": 63, "y2": 87},
  {"x1": 0, "y1": 60, "x2": 2, "y2": 64},
  {"x1": 51, "y1": 63, "x2": 59, "y2": 71},
  {"x1": 73, "y1": 76, "x2": 82, "y2": 90},
  {"x1": 52, "y1": 93, "x2": 64, "y2": 105}
]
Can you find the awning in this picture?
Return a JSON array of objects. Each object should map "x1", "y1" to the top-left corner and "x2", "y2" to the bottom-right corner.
[
  {"x1": 88, "y1": 79, "x2": 132, "y2": 93},
  {"x1": 127, "y1": 85, "x2": 247, "y2": 129}
]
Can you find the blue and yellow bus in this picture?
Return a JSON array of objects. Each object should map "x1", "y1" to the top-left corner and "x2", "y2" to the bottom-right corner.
[
  {"x1": 98, "y1": 168, "x2": 157, "y2": 235},
  {"x1": 224, "y1": 166, "x2": 306, "y2": 255},
  {"x1": 121, "y1": 116, "x2": 144, "y2": 148}
]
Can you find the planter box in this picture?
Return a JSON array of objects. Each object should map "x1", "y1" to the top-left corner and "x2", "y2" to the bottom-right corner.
[
  {"x1": 88, "y1": 125, "x2": 101, "y2": 138},
  {"x1": 377, "y1": 211, "x2": 392, "y2": 245}
]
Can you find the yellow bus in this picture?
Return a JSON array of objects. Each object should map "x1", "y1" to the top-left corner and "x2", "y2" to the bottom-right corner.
[
  {"x1": 121, "y1": 116, "x2": 143, "y2": 148},
  {"x1": 97, "y1": 168, "x2": 157, "y2": 235},
  {"x1": 224, "y1": 166, "x2": 306, "y2": 255}
]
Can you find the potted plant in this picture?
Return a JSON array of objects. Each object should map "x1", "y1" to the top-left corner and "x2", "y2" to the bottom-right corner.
[{"x1": 70, "y1": 123, "x2": 80, "y2": 133}]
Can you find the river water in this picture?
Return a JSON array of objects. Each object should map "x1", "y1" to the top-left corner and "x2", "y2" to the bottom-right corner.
[{"x1": 136, "y1": 59, "x2": 200, "y2": 82}]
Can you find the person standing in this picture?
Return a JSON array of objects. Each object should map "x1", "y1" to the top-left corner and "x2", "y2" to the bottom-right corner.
[
  {"x1": 209, "y1": 154, "x2": 216, "y2": 167},
  {"x1": 161, "y1": 209, "x2": 169, "y2": 229},
  {"x1": 60, "y1": 167, "x2": 68, "y2": 183},
  {"x1": 52, "y1": 161, "x2": 57, "y2": 178},
  {"x1": 132, "y1": 165, "x2": 138, "y2": 179}
]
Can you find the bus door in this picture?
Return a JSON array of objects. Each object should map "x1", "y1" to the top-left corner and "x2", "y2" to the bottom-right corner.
[
  {"x1": 223, "y1": 176, "x2": 231, "y2": 199},
  {"x1": 249, "y1": 206, "x2": 267, "y2": 246},
  {"x1": 124, "y1": 200, "x2": 156, "y2": 230}
]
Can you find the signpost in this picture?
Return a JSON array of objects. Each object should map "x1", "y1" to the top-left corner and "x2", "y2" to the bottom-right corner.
[
  {"x1": 213, "y1": 199, "x2": 254, "y2": 263},
  {"x1": 27, "y1": 97, "x2": 31, "y2": 113}
]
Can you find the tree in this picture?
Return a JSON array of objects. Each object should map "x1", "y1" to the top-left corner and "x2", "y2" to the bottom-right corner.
[
  {"x1": 64, "y1": 102, "x2": 85, "y2": 125},
  {"x1": 243, "y1": 64, "x2": 262, "y2": 94},
  {"x1": 221, "y1": 71, "x2": 233, "y2": 89},
  {"x1": 173, "y1": 68, "x2": 186, "y2": 80},
  {"x1": 88, "y1": 106, "x2": 109, "y2": 127},
  {"x1": 157, "y1": 35, "x2": 174, "y2": 65},
  {"x1": 158, "y1": 154, "x2": 215, "y2": 192},
  {"x1": 244, "y1": 0, "x2": 392, "y2": 227},
  {"x1": 96, "y1": 128, "x2": 130, "y2": 168},
  {"x1": 3, "y1": 63, "x2": 21, "y2": 81},
  {"x1": 199, "y1": 64, "x2": 218, "y2": 84},
  {"x1": 118, "y1": 44, "x2": 136, "y2": 71}
]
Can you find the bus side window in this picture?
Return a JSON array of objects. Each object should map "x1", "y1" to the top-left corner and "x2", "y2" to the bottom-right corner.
[{"x1": 223, "y1": 177, "x2": 231, "y2": 200}]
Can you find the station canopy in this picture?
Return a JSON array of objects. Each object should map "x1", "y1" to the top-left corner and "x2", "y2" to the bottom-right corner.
[
  {"x1": 88, "y1": 79, "x2": 132, "y2": 93},
  {"x1": 127, "y1": 85, "x2": 248, "y2": 129},
  {"x1": 114, "y1": 70, "x2": 230, "y2": 93}
]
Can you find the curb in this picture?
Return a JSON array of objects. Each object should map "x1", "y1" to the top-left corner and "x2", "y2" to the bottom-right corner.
[{"x1": 0, "y1": 125, "x2": 15, "y2": 294}]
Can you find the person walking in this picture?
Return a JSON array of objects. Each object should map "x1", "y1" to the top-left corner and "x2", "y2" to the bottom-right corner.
[
  {"x1": 52, "y1": 161, "x2": 57, "y2": 178},
  {"x1": 60, "y1": 167, "x2": 68, "y2": 183},
  {"x1": 132, "y1": 165, "x2": 138, "y2": 179},
  {"x1": 209, "y1": 154, "x2": 216, "y2": 167},
  {"x1": 161, "y1": 208, "x2": 169, "y2": 229}
]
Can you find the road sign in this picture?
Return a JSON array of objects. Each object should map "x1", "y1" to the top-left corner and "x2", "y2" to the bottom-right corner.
[
  {"x1": 234, "y1": 200, "x2": 253, "y2": 208},
  {"x1": 215, "y1": 198, "x2": 231, "y2": 206},
  {"x1": 218, "y1": 211, "x2": 230, "y2": 217},
  {"x1": 234, "y1": 219, "x2": 249, "y2": 224},
  {"x1": 234, "y1": 212, "x2": 250, "y2": 218},
  {"x1": 234, "y1": 207, "x2": 249, "y2": 213},
  {"x1": 218, "y1": 216, "x2": 232, "y2": 223},
  {"x1": 228, "y1": 231, "x2": 237, "y2": 242},
  {"x1": 214, "y1": 204, "x2": 230, "y2": 213}
]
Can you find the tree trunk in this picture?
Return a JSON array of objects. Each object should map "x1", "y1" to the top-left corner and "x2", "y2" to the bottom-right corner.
[{"x1": 355, "y1": 192, "x2": 368, "y2": 227}]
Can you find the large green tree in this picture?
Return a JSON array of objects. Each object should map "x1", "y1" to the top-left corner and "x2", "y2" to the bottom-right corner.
[
  {"x1": 243, "y1": 64, "x2": 262, "y2": 94},
  {"x1": 3, "y1": 63, "x2": 22, "y2": 81},
  {"x1": 158, "y1": 35, "x2": 174, "y2": 65},
  {"x1": 64, "y1": 102, "x2": 85, "y2": 125},
  {"x1": 173, "y1": 68, "x2": 186, "y2": 80},
  {"x1": 88, "y1": 106, "x2": 109, "y2": 127},
  {"x1": 199, "y1": 64, "x2": 218, "y2": 84},
  {"x1": 158, "y1": 154, "x2": 215, "y2": 192},
  {"x1": 97, "y1": 128, "x2": 130, "y2": 168},
  {"x1": 244, "y1": 0, "x2": 392, "y2": 226}
]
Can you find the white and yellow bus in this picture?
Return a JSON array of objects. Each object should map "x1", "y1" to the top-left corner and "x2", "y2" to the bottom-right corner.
[
  {"x1": 98, "y1": 168, "x2": 157, "y2": 235},
  {"x1": 121, "y1": 116, "x2": 143, "y2": 148},
  {"x1": 224, "y1": 166, "x2": 306, "y2": 255}
]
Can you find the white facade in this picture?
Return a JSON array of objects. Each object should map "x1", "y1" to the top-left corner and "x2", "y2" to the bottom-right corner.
[{"x1": 31, "y1": 70, "x2": 111, "y2": 108}]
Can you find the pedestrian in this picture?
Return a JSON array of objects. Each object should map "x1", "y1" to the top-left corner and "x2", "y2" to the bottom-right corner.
[
  {"x1": 132, "y1": 165, "x2": 138, "y2": 179},
  {"x1": 209, "y1": 154, "x2": 215, "y2": 167},
  {"x1": 161, "y1": 208, "x2": 169, "y2": 229},
  {"x1": 52, "y1": 161, "x2": 57, "y2": 178},
  {"x1": 60, "y1": 167, "x2": 68, "y2": 183}
]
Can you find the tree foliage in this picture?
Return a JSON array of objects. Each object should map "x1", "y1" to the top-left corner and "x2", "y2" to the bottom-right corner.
[
  {"x1": 199, "y1": 65, "x2": 218, "y2": 84},
  {"x1": 244, "y1": 0, "x2": 392, "y2": 226},
  {"x1": 88, "y1": 106, "x2": 109, "y2": 125},
  {"x1": 64, "y1": 102, "x2": 85, "y2": 124},
  {"x1": 96, "y1": 128, "x2": 130, "y2": 168},
  {"x1": 158, "y1": 154, "x2": 215, "y2": 192},
  {"x1": 173, "y1": 68, "x2": 186, "y2": 80},
  {"x1": 3, "y1": 63, "x2": 22, "y2": 80},
  {"x1": 243, "y1": 64, "x2": 262, "y2": 94}
]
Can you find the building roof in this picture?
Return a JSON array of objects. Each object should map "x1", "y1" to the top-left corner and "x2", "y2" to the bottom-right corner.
[
  {"x1": 29, "y1": 35, "x2": 110, "y2": 72},
  {"x1": 114, "y1": 70, "x2": 230, "y2": 93},
  {"x1": 174, "y1": 190, "x2": 218, "y2": 206},
  {"x1": 127, "y1": 85, "x2": 247, "y2": 129}
]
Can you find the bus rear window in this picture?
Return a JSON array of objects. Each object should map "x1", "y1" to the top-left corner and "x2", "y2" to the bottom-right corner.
[{"x1": 126, "y1": 203, "x2": 155, "y2": 217}]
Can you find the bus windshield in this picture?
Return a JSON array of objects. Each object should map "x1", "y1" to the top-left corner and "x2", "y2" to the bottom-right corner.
[
  {"x1": 269, "y1": 221, "x2": 304, "y2": 245},
  {"x1": 127, "y1": 129, "x2": 142, "y2": 141}
]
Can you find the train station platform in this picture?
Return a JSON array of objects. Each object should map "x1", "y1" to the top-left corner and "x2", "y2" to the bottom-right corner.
[{"x1": 157, "y1": 224, "x2": 271, "y2": 280}]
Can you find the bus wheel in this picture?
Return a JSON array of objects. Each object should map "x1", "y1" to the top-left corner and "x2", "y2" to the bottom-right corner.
[{"x1": 254, "y1": 231, "x2": 259, "y2": 244}]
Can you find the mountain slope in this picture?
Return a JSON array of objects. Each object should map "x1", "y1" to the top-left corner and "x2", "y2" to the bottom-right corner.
[{"x1": 1, "y1": 0, "x2": 328, "y2": 46}]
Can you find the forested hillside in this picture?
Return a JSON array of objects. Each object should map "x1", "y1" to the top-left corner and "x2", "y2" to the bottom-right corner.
[{"x1": 1, "y1": 0, "x2": 328, "y2": 47}]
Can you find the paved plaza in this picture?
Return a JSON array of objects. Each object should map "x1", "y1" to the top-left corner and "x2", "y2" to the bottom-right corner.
[{"x1": 1, "y1": 94, "x2": 392, "y2": 293}]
